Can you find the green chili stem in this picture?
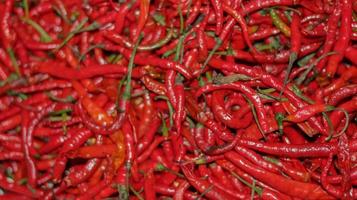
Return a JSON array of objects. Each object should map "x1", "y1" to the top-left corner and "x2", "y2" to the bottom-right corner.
[
  {"x1": 231, "y1": 172, "x2": 262, "y2": 196},
  {"x1": 7, "y1": 48, "x2": 21, "y2": 77},
  {"x1": 55, "y1": 17, "x2": 89, "y2": 51},
  {"x1": 295, "y1": 52, "x2": 336, "y2": 85},
  {"x1": 23, "y1": 0, "x2": 29, "y2": 18},
  {"x1": 21, "y1": 18, "x2": 53, "y2": 43},
  {"x1": 129, "y1": 186, "x2": 144, "y2": 200},
  {"x1": 244, "y1": 96, "x2": 266, "y2": 139},
  {"x1": 122, "y1": 34, "x2": 143, "y2": 100}
]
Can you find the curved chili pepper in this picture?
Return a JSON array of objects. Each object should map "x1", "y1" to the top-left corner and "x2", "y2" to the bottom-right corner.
[
  {"x1": 196, "y1": 83, "x2": 272, "y2": 133},
  {"x1": 181, "y1": 164, "x2": 233, "y2": 199},
  {"x1": 135, "y1": 0, "x2": 150, "y2": 41},
  {"x1": 173, "y1": 84, "x2": 185, "y2": 134},
  {"x1": 270, "y1": 9, "x2": 291, "y2": 37},
  {"x1": 222, "y1": 3, "x2": 256, "y2": 53},
  {"x1": 225, "y1": 151, "x2": 333, "y2": 199}
]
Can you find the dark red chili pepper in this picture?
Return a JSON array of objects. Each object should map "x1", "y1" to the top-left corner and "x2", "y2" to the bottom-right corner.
[
  {"x1": 64, "y1": 158, "x2": 101, "y2": 186},
  {"x1": 0, "y1": 173, "x2": 40, "y2": 198},
  {"x1": 0, "y1": 0, "x2": 356, "y2": 198},
  {"x1": 136, "y1": 136, "x2": 168, "y2": 163},
  {"x1": 173, "y1": 84, "x2": 185, "y2": 134},
  {"x1": 198, "y1": 164, "x2": 248, "y2": 199},
  {"x1": 196, "y1": 83, "x2": 272, "y2": 133}
]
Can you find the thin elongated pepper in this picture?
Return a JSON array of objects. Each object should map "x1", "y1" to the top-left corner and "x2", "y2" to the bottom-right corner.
[
  {"x1": 284, "y1": 104, "x2": 334, "y2": 122},
  {"x1": 181, "y1": 165, "x2": 233, "y2": 199},
  {"x1": 237, "y1": 139, "x2": 357, "y2": 157},
  {"x1": 222, "y1": 4, "x2": 256, "y2": 53},
  {"x1": 135, "y1": 0, "x2": 150, "y2": 41},
  {"x1": 0, "y1": 0, "x2": 357, "y2": 198},
  {"x1": 326, "y1": 0, "x2": 352, "y2": 76},
  {"x1": 225, "y1": 151, "x2": 333, "y2": 199}
]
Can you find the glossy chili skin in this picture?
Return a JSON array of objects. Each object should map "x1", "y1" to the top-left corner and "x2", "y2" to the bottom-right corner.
[
  {"x1": 225, "y1": 151, "x2": 333, "y2": 200},
  {"x1": 0, "y1": 0, "x2": 356, "y2": 199}
]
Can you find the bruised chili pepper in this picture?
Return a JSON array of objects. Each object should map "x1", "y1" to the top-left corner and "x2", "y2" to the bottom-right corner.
[
  {"x1": 196, "y1": 83, "x2": 272, "y2": 133},
  {"x1": 316, "y1": 4, "x2": 342, "y2": 71}
]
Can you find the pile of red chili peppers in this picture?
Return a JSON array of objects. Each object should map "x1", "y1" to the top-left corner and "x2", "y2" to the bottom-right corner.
[{"x1": 0, "y1": 0, "x2": 356, "y2": 199}]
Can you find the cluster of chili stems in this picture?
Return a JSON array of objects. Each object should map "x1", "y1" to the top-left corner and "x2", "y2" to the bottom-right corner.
[{"x1": 0, "y1": 0, "x2": 356, "y2": 199}]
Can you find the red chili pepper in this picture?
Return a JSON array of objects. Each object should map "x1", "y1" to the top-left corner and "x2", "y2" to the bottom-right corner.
[
  {"x1": 0, "y1": 173, "x2": 41, "y2": 198},
  {"x1": 52, "y1": 156, "x2": 68, "y2": 183},
  {"x1": 173, "y1": 180, "x2": 190, "y2": 200},
  {"x1": 225, "y1": 151, "x2": 333, "y2": 199},
  {"x1": 72, "y1": 81, "x2": 114, "y2": 127},
  {"x1": 21, "y1": 110, "x2": 38, "y2": 187},
  {"x1": 173, "y1": 84, "x2": 185, "y2": 134},
  {"x1": 0, "y1": 114, "x2": 21, "y2": 132},
  {"x1": 66, "y1": 145, "x2": 117, "y2": 158},
  {"x1": 135, "y1": 0, "x2": 150, "y2": 41},
  {"x1": 211, "y1": 0, "x2": 223, "y2": 35},
  {"x1": 141, "y1": 75, "x2": 167, "y2": 95},
  {"x1": 237, "y1": 138, "x2": 357, "y2": 157},
  {"x1": 64, "y1": 158, "x2": 101, "y2": 186},
  {"x1": 325, "y1": 0, "x2": 352, "y2": 77},
  {"x1": 222, "y1": 4, "x2": 256, "y2": 53},
  {"x1": 285, "y1": 104, "x2": 334, "y2": 122},
  {"x1": 181, "y1": 165, "x2": 233, "y2": 200},
  {"x1": 144, "y1": 169, "x2": 156, "y2": 200},
  {"x1": 328, "y1": 84, "x2": 357, "y2": 105},
  {"x1": 1, "y1": 0, "x2": 14, "y2": 50}
]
